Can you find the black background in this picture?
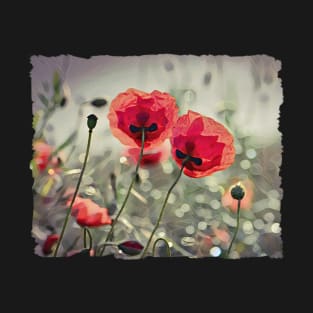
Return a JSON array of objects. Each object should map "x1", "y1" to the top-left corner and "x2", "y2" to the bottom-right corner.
[{"x1": 3, "y1": 6, "x2": 307, "y2": 310}]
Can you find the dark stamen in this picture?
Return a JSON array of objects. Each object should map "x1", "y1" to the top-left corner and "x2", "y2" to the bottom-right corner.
[
  {"x1": 176, "y1": 149, "x2": 187, "y2": 159},
  {"x1": 130, "y1": 123, "x2": 158, "y2": 133},
  {"x1": 190, "y1": 156, "x2": 202, "y2": 165},
  {"x1": 176, "y1": 149, "x2": 202, "y2": 165},
  {"x1": 129, "y1": 125, "x2": 141, "y2": 133},
  {"x1": 146, "y1": 123, "x2": 157, "y2": 132}
]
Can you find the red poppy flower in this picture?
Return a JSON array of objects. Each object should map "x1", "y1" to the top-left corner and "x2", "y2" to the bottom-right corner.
[
  {"x1": 108, "y1": 88, "x2": 178, "y2": 148},
  {"x1": 33, "y1": 140, "x2": 60, "y2": 172},
  {"x1": 33, "y1": 141, "x2": 53, "y2": 171},
  {"x1": 67, "y1": 196, "x2": 112, "y2": 227},
  {"x1": 125, "y1": 141, "x2": 170, "y2": 168},
  {"x1": 170, "y1": 110, "x2": 235, "y2": 178},
  {"x1": 42, "y1": 234, "x2": 59, "y2": 255}
]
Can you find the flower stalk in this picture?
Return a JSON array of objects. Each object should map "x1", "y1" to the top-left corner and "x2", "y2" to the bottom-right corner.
[
  {"x1": 152, "y1": 238, "x2": 171, "y2": 257},
  {"x1": 226, "y1": 200, "x2": 241, "y2": 258},
  {"x1": 53, "y1": 115, "x2": 97, "y2": 257},
  {"x1": 99, "y1": 129, "x2": 145, "y2": 256},
  {"x1": 141, "y1": 158, "x2": 189, "y2": 258},
  {"x1": 226, "y1": 183, "x2": 245, "y2": 258}
]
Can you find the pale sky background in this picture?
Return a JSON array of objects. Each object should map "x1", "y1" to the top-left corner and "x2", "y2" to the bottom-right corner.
[{"x1": 31, "y1": 54, "x2": 282, "y2": 156}]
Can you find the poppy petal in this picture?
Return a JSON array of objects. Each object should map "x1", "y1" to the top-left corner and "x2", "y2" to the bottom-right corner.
[{"x1": 171, "y1": 110, "x2": 235, "y2": 178}]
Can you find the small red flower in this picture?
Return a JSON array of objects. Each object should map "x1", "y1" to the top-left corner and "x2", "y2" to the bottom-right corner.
[
  {"x1": 108, "y1": 88, "x2": 178, "y2": 148},
  {"x1": 67, "y1": 196, "x2": 112, "y2": 227},
  {"x1": 33, "y1": 140, "x2": 60, "y2": 172},
  {"x1": 42, "y1": 234, "x2": 59, "y2": 255},
  {"x1": 125, "y1": 142, "x2": 170, "y2": 168},
  {"x1": 170, "y1": 110, "x2": 235, "y2": 178},
  {"x1": 33, "y1": 141, "x2": 53, "y2": 171}
]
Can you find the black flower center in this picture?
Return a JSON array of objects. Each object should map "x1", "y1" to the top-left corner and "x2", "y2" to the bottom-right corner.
[
  {"x1": 129, "y1": 123, "x2": 158, "y2": 133},
  {"x1": 175, "y1": 149, "x2": 202, "y2": 165}
]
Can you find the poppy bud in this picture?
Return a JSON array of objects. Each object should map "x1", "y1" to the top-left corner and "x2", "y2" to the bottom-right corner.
[
  {"x1": 118, "y1": 241, "x2": 144, "y2": 256},
  {"x1": 87, "y1": 114, "x2": 98, "y2": 130},
  {"x1": 60, "y1": 97, "x2": 67, "y2": 107},
  {"x1": 231, "y1": 183, "x2": 245, "y2": 200},
  {"x1": 42, "y1": 234, "x2": 59, "y2": 255}
]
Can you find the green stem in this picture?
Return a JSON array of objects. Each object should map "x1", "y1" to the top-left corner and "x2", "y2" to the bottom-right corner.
[
  {"x1": 83, "y1": 228, "x2": 87, "y2": 248},
  {"x1": 152, "y1": 238, "x2": 171, "y2": 257},
  {"x1": 141, "y1": 159, "x2": 188, "y2": 258},
  {"x1": 53, "y1": 129, "x2": 94, "y2": 257},
  {"x1": 99, "y1": 129, "x2": 146, "y2": 256},
  {"x1": 85, "y1": 228, "x2": 93, "y2": 250},
  {"x1": 226, "y1": 200, "x2": 241, "y2": 258}
]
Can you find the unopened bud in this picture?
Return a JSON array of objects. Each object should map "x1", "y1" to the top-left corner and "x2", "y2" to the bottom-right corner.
[
  {"x1": 231, "y1": 183, "x2": 245, "y2": 200},
  {"x1": 87, "y1": 114, "x2": 98, "y2": 130}
]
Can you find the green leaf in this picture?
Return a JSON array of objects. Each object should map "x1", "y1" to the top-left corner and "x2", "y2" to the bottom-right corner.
[
  {"x1": 52, "y1": 93, "x2": 62, "y2": 105},
  {"x1": 32, "y1": 111, "x2": 41, "y2": 129},
  {"x1": 41, "y1": 177, "x2": 55, "y2": 197},
  {"x1": 38, "y1": 93, "x2": 49, "y2": 107},
  {"x1": 53, "y1": 71, "x2": 61, "y2": 94},
  {"x1": 30, "y1": 159, "x2": 39, "y2": 178}
]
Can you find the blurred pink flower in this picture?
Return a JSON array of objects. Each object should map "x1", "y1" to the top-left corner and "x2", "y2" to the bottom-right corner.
[
  {"x1": 66, "y1": 196, "x2": 112, "y2": 227},
  {"x1": 212, "y1": 228, "x2": 230, "y2": 243},
  {"x1": 201, "y1": 235, "x2": 213, "y2": 247},
  {"x1": 124, "y1": 142, "x2": 170, "y2": 168},
  {"x1": 195, "y1": 234, "x2": 213, "y2": 256},
  {"x1": 222, "y1": 179, "x2": 254, "y2": 212},
  {"x1": 33, "y1": 140, "x2": 59, "y2": 172}
]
